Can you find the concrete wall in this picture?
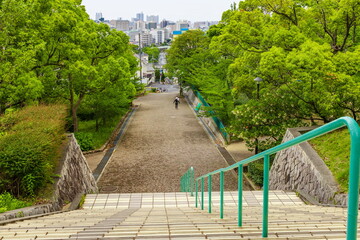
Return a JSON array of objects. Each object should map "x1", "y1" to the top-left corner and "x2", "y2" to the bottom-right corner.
[
  {"x1": 0, "y1": 134, "x2": 98, "y2": 221},
  {"x1": 269, "y1": 127, "x2": 347, "y2": 206},
  {"x1": 183, "y1": 88, "x2": 227, "y2": 145}
]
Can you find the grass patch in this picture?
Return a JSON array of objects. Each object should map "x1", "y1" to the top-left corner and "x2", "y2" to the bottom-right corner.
[
  {"x1": 309, "y1": 128, "x2": 350, "y2": 192},
  {"x1": 77, "y1": 109, "x2": 128, "y2": 151},
  {"x1": 0, "y1": 192, "x2": 32, "y2": 213}
]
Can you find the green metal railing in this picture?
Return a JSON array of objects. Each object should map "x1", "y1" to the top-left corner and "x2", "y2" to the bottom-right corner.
[
  {"x1": 193, "y1": 90, "x2": 229, "y2": 142},
  {"x1": 180, "y1": 117, "x2": 360, "y2": 239},
  {"x1": 180, "y1": 167, "x2": 195, "y2": 196}
]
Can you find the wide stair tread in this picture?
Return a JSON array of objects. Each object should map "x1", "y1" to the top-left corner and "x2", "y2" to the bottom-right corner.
[{"x1": 0, "y1": 191, "x2": 358, "y2": 239}]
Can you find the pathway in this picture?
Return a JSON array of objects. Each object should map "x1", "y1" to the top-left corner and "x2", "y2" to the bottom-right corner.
[{"x1": 97, "y1": 85, "x2": 238, "y2": 193}]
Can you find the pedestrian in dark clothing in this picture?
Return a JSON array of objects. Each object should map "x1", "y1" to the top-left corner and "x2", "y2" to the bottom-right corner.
[{"x1": 173, "y1": 97, "x2": 180, "y2": 109}]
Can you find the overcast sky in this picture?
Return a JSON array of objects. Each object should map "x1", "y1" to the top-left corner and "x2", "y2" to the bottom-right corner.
[{"x1": 81, "y1": 0, "x2": 236, "y2": 22}]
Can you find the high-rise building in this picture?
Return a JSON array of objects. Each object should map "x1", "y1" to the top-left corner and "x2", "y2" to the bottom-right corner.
[
  {"x1": 146, "y1": 22, "x2": 157, "y2": 30},
  {"x1": 160, "y1": 19, "x2": 168, "y2": 28},
  {"x1": 136, "y1": 12, "x2": 144, "y2": 21},
  {"x1": 95, "y1": 12, "x2": 103, "y2": 21},
  {"x1": 146, "y1": 15, "x2": 159, "y2": 24}
]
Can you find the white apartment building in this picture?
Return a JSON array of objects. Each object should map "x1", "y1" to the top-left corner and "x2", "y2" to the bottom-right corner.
[
  {"x1": 150, "y1": 29, "x2": 165, "y2": 44},
  {"x1": 110, "y1": 20, "x2": 130, "y2": 31},
  {"x1": 135, "y1": 21, "x2": 146, "y2": 30}
]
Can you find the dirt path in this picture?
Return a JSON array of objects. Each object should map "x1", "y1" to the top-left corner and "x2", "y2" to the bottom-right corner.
[{"x1": 97, "y1": 89, "x2": 237, "y2": 193}]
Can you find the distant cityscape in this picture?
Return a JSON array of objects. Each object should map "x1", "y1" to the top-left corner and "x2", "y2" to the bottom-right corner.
[{"x1": 94, "y1": 12, "x2": 218, "y2": 46}]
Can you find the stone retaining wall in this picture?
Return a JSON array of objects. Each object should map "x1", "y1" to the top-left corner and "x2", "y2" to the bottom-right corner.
[
  {"x1": 269, "y1": 127, "x2": 347, "y2": 206},
  {"x1": 0, "y1": 134, "x2": 98, "y2": 221},
  {"x1": 52, "y1": 134, "x2": 98, "y2": 209},
  {"x1": 183, "y1": 88, "x2": 227, "y2": 145}
]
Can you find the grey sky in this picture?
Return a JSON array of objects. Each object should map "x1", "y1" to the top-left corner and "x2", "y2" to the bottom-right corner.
[{"x1": 81, "y1": 0, "x2": 237, "y2": 22}]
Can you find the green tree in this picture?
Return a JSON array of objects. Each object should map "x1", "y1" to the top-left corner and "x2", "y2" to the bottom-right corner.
[{"x1": 142, "y1": 46, "x2": 160, "y2": 63}]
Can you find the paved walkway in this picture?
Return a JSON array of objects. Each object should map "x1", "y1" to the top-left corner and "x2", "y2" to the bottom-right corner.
[
  {"x1": 83, "y1": 191, "x2": 304, "y2": 209},
  {"x1": 97, "y1": 88, "x2": 238, "y2": 193}
]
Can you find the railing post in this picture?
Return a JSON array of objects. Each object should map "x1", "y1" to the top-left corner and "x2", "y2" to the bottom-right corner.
[
  {"x1": 208, "y1": 175, "x2": 212, "y2": 213},
  {"x1": 262, "y1": 155, "x2": 270, "y2": 238},
  {"x1": 201, "y1": 177, "x2": 204, "y2": 210},
  {"x1": 238, "y1": 165, "x2": 243, "y2": 227},
  {"x1": 195, "y1": 180, "x2": 198, "y2": 208},
  {"x1": 220, "y1": 170, "x2": 224, "y2": 219},
  {"x1": 190, "y1": 167, "x2": 194, "y2": 196},
  {"x1": 346, "y1": 128, "x2": 360, "y2": 240},
  {"x1": 180, "y1": 176, "x2": 183, "y2": 192}
]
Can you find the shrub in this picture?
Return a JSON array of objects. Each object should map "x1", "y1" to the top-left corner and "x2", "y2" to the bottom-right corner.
[
  {"x1": 0, "y1": 192, "x2": 31, "y2": 213},
  {"x1": 74, "y1": 132, "x2": 95, "y2": 151},
  {"x1": 0, "y1": 105, "x2": 66, "y2": 197},
  {"x1": 248, "y1": 161, "x2": 264, "y2": 186}
]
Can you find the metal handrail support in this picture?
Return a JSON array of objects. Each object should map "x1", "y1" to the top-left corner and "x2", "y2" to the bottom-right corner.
[
  {"x1": 180, "y1": 167, "x2": 195, "y2": 196},
  {"x1": 184, "y1": 117, "x2": 360, "y2": 240}
]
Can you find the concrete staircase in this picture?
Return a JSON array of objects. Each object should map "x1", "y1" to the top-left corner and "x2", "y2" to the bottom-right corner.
[{"x1": 0, "y1": 191, "x2": 358, "y2": 239}]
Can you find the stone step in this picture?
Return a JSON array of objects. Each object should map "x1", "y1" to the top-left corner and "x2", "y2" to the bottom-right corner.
[{"x1": 0, "y1": 191, "x2": 358, "y2": 239}]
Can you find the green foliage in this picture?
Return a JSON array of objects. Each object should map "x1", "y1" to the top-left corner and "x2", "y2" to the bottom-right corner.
[
  {"x1": 166, "y1": 0, "x2": 360, "y2": 153},
  {"x1": 142, "y1": 46, "x2": 160, "y2": 63},
  {"x1": 77, "y1": 110, "x2": 127, "y2": 151},
  {"x1": 0, "y1": 105, "x2": 67, "y2": 197},
  {"x1": 310, "y1": 129, "x2": 350, "y2": 192},
  {"x1": 247, "y1": 162, "x2": 264, "y2": 186},
  {"x1": 0, "y1": 192, "x2": 31, "y2": 213},
  {"x1": 74, "y1": 132, "x2": 95, "y2": 151},
  {"x1": 0, "y1": 0, "x2": 137, "y2": 133}
]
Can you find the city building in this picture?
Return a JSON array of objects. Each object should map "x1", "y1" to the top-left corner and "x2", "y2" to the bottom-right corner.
[
  {"x1": 95, "y1": 12, "x2": 103, "y2": 21},
  {"x1": 135, "y1": 21, "x2": 146, "y2": 30},
  {"x1": 160, "y1": 19, "x2": 169, "y2": 28},
  {"x1": 150, "y1": 29, "x2": 165, "y2": 44},
  {"x1": 137, "y1": 33, "x2": 153, "y2": 46},
  {"x1": 146, "y1": 22, "x2": 157, "y2": 30},
  {"x1": 146, "y1": 15, "x2": 159, "y2": 24},
  {"x1": 176, "y1": 20, "x2": 190, "y2": 31},
  {"x1": 136, "y1": 12, "x2": 144, "y2": 21},
  {"x1": 110, "y1": 20, "x2": 130, "y2": 31}
]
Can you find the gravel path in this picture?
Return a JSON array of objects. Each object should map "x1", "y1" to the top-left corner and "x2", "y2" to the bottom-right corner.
[{"x1": 97, "y1": 88, "x2": 237, "y2": 193}]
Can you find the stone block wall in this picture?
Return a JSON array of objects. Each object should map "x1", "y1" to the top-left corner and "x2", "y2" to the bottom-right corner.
[
  {"x1": 52, "y1": 134, "x2": 98, "y2": 210},
  {"x1": 269, "y1": 127, "x2": 347, "y2": 206}
]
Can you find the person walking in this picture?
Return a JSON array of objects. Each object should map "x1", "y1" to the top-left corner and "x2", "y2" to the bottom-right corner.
[{"x1": 173, "y1": 96, "x2": 180, "y2": 109}]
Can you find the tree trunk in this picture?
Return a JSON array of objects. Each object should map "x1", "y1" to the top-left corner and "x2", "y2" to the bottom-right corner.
[
  {"x1": 69, "y1": 74, "x2": 85, "y2": 132},
  {"x1": 96, "y1": 118, "x2": 99, "y2": 132}
]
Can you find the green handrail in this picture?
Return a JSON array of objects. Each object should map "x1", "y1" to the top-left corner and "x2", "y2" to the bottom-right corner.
[
  {"x1": 182, "y1": 117, "x2": 360, "y2": 239},
  {"x1": 194, "y1": 90, "x2": 229, "y2": 142},
  {"x1": 180, "y1": 167, "x2": 194, "y2": 196}
]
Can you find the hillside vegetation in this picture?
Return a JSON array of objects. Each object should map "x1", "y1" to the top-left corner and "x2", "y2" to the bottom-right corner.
[
  {"x1": 310, "y1": 129, "x2": 350, "y2": 192},
  {"x1": 0, "y1": 105, "x2": 67, "y2": 197}
]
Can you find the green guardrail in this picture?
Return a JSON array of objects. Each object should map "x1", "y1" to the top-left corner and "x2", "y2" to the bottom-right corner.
[
  {"x1": 180, "y1": 167, "x2": 194, "y2": 196},
  {"x1": 180, "y1": 116, "x2": 360, "y2": 239},
  {"x1": 193, "y1": 90, "x2": 229, "y2": 142}
]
